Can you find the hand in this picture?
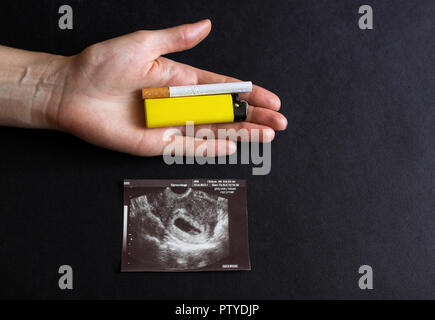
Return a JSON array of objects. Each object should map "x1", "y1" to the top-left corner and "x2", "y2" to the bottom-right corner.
[{"x1": 2, "y1": 20, "x2": 287, "y2": 156}]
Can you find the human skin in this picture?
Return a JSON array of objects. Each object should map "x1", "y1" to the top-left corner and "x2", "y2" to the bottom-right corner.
[{"x1": 0, "y1": 19, "x2": 287, "y2": 156}]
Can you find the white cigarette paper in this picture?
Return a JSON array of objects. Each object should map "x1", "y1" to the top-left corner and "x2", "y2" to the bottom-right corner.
[{"x1": 169, "y1": 81, "x2": 252, "y2": 97}]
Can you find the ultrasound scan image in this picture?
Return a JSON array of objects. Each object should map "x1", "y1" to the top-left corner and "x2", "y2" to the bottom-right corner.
[{"x1": 122, "y1": 179, "x2": 250, "y2": 272}]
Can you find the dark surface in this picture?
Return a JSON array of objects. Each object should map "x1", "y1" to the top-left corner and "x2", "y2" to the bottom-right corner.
[{"x1": 1, "y1": 0, "x2": 435, "y2": 299}]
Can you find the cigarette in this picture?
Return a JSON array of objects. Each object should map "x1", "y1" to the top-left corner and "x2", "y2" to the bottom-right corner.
[{"x1": 142, "y1": 81, "x2": 252, "y2": 99}]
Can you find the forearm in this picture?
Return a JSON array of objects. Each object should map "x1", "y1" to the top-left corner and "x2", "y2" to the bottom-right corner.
[{"x1": 0, "y1": 46, "x2": 69, "y2": 129}]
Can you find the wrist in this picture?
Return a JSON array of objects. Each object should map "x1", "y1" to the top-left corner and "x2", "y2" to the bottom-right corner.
[{"x1": 0, "y1": 46, "x2": 71, "y2": 130}]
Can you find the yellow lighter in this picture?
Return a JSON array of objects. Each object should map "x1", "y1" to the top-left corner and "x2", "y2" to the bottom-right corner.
[{"x1": 144, "y1": 93, "x2": 248, "y2": 128}]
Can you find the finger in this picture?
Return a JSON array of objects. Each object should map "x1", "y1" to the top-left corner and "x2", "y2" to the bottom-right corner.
[
  {"x1": 246, "y1": 105, "x2": 287, "y2": 131},
  {"x1": 146, "y1": 19, "x2": 211, "y2": 57},
  {"x1": 126, "y1": 127, "x2": 236, "y2": 157},
  {"x1": 182, "y1": 122, "x2": 276, "y2": 143},
  {"x1": 148, "y1": 58, "x2": 281, "y2": 111},
  {"x1": 194, "y1": 69, "x2": 281, "y2": 111},
  {"x1": 161, "y1": 135, "x2": 237, "y2": 157},
  {"x1": 138, "y1": 120, "x2": 276, "y2": 146},
  {"x1": 165, "y1": 103, "x2": 287, "y2": 134}
]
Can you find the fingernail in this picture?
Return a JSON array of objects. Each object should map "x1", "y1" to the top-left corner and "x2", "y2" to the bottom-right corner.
[
  {"x1": 276, "y1": 116, "x2": 288, "y2": 130},
  {"x1": 271, "y1": 96, "x2": 281, "y2": 110},
  {"x1": 228, "y1": 141, "x2": 237, "y2": 154},
  {"x1": 263, "y1": 129, "x2": 275, "y2": 142},
  {"x1": 196, "y1": 19, "x2": 211, "y2": 27}
]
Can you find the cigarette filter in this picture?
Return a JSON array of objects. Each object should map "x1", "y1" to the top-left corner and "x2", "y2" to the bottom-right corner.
[{"x1": 144, "y1": 94, "x2": 248, "y2": 128}]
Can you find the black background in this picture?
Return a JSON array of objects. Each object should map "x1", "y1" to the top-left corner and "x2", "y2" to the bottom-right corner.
[{"x1": 1, "y1": 0, "x2": 435, "y2": 299}]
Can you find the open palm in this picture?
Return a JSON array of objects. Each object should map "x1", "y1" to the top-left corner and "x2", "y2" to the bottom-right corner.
[{"x1": 55, "y1": 20, "x2": 287, "y2": 156}]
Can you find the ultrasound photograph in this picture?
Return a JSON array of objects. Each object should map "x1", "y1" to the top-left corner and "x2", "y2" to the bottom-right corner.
[{"x1": 122, "y1": 179, "x2": 250, "y2": 272}]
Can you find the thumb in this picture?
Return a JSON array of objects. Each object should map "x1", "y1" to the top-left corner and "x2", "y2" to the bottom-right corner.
[{"x1": 145, "y1": 19, "x2": 211, "y2": 57}]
